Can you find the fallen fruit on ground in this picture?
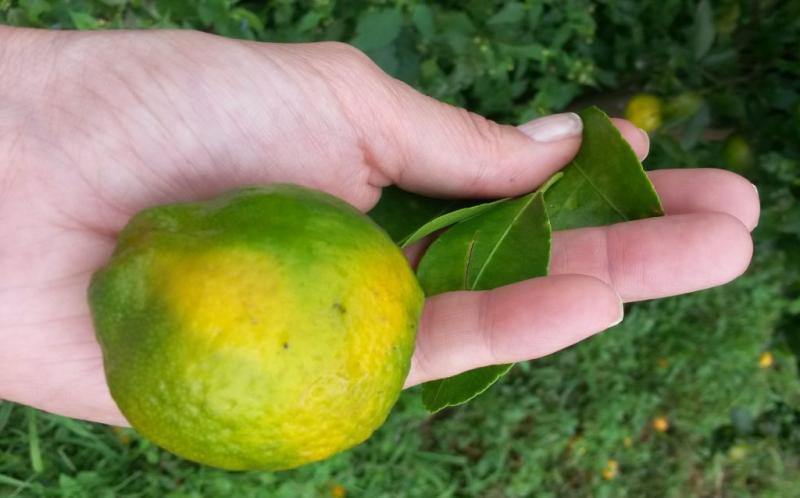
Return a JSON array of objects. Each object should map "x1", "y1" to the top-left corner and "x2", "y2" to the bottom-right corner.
[{"x1": 89, "y1": 185, "x2": 424, "y2": 471}]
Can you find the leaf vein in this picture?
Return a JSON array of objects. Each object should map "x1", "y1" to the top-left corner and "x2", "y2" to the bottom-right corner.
[
  {"x1": 462, "y1": 235, "x2": 479, "y2": 289},
  {"x1": 469, "y1": 194, "x2": 536, "y2": 290},
  {"x1": 572, "y1": 160, "x2": 628, "y2": 220}
]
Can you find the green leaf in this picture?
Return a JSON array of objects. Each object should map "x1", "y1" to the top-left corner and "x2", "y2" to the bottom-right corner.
[
  {"x1": 69, "y1": 11, "x2": 98, "y2": 30},
  {"x1": 296, "y1": 11, "x2": 324, "y2": 32},
  {"x1": 369, "y1": 43, "x2": 400, "y2": 75},
  {"x1": 196, "y1": 0, "x2": 230, "y2": 27},
  {"x1": 416, "y1": 107, "x2": 662, "y2": 413},
  {"x1": 351, "y1": 8, "x2": 404, "y2": 51},
  {"x1": 395, "y1": 31, "x2": 422, "y2": 83},
  {"x1": 398, "y1": 173, "x2": 562, "y2": 248},
  {"x1": 27, "y1": 408, "x2": 44, "y2": 473},
  {"x1": 411, "y1": 4, "x2": 435, "y2": 38},
  {"x1": 544, "y1": 106, "x2": 663, "y2": 230},
  {"x1": 0, "y1": 401, "x2": 13, "y2": 434},
  {"x1": 680, "y1": 101, "x2": 711, "y2": 149},
  {"x1": 487, "y1": 2, "x2": 526, "y2": 26},
  {"x1": 531, "y1": 76, "x2": 580, "y2": 115},
  {"x1": 231, "y1": 8, "x2": 265, "y2": 33},
  {"x1": 417, "y1": 192, "x2": 551, "y2": 411},
  {"x1": 693, "y1": 0, "x2": 716, "y2": 60},
  {"x1": 730, "y1": 407, "x2": 754, "y2": 434},
  {"x1": 367, "y1": 187, "x2": 462, "y2": 244},
  {"x1": 416, "y1": 192, "x2": 550, "y2": 294},
  {"x1": 20, "y1": 0, "x2": 50, "y2": 24},
  {"x1": 422, "y1": 364, "x2": 514, "y2": 413},
  {"x1": 400, "y1": 198, "x2": 507, "y2": 248}
]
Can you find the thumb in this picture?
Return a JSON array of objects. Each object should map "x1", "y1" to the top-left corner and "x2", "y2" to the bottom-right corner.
[{"x1": 366, "y1": 82, "x2": 584, "y2": 198}]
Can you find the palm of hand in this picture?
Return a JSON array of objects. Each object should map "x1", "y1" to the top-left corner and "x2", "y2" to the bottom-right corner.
[
  {"x1": 0, "y1": 30, "x2": 758, "y2": 426},
  {"x1": 1, "y1": 32, "x2": 395, "y2": 425}
]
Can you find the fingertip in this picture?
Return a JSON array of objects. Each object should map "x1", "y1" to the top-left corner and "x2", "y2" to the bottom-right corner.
[
  {"x1": 707, "y1": 168, "x2": 761, "y2": 231},
  {"x1": 406, "y1": 274, "x2": 627, "y2": 387},
  {"x1": 610, "y1": 118, "x2": 650, "y2": 161},
  {"x1": 479, "y1": 275, "x2": 623, "y2": 363},
  {"x1": 709, "y1": 212, "x2": 754, "y2": 283},
  {"x1": 649, "y1": 168, "x2": 761, "y2": 231},
  {"x1": 665, "y1": 212, "x2": 753, "y2": 293}
]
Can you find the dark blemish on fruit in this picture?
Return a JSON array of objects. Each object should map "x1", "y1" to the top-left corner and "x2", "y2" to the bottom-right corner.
[
  {"x1": 332, "y1": 302, "x2": 347, "y2": 314},
  {"x1": 283, "y1": 342, "x2": 289, "y2": 349}
]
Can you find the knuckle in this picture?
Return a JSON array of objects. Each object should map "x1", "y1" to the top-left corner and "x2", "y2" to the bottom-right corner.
[
  {"x1": 603, "y1": 225, "x2": 635, "y2": 291},
  {"x1": 459, "y1": 110, "x2": 506, "y2": 191},
  {"x1": 464, "y1": 110, "x2": 505, "y2": 148},
  {"x1": 319, "y1": 42, "x2": 380, "y2": 73}
]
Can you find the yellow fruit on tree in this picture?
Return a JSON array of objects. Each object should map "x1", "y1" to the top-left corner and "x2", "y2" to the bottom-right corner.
[
  {"x1": 89, "y1": 185, "x2": 424, "y2": 470},
  {"x1": 664, "y1": 92, "x2": 703, "y2": 120},
  {"x1": 723, "y1": 133, "x2": 755, "y2": 173},
  {"x1": 625, "y1": 93, "x2": 663, "y2": 132}
]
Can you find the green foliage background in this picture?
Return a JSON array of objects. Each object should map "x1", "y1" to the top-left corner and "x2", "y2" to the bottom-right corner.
[{"x1": 2, "y1": 0, "x2": 800, "y2": 496}]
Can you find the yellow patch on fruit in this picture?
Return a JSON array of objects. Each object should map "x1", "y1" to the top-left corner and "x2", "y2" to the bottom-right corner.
[
  {"x1": 159, "y1": 249, "x2": 292, "y2": 349},
  {"x1": 133, "y1": 245, "x2": 419, "y2": 469}
]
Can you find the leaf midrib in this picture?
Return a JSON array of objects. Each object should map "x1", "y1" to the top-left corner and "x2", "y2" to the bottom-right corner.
[
  {"x1": 469, "y1": 193, "x2": 536, "y2": 290},
  {"x1": 572, "y1": 158, "x2": 628, "y2": 221}
]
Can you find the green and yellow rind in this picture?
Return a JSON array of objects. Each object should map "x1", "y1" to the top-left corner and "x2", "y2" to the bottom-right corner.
[{"x1": 89, "y1": 185, "x2": 423, "y2": 470}]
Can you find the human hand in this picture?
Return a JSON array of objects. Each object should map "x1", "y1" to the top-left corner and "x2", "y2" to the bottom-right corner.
[{"x1": 0, "y1": 27, "x2": 758, "y2": 425}]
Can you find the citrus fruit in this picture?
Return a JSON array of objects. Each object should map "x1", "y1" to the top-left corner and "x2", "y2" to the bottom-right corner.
[
  {"x1": 723, "y1": 133, "x2": 755, "y2": 173},
  {"x1": 664, "y1": 92, "x2": 703, "y2": 120},
  {"x1": 625, "y1": 93, "x2": 663, "y2": 132},
  {"x1": 89, "y1": 185, "x2": 424, "y2": 470}
]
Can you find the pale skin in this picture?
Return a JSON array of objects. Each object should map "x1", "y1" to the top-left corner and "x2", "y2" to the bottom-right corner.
[{"x1": 0, "y1": 27, "x2": 758, "y2": 426}]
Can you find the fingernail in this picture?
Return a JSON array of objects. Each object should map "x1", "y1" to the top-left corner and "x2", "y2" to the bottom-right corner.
[
  {"x1": 609, "y1": 299, "x2": 625, "y2": 328},
  {"x1": 518, "y1": 112, "x2": 583, "y2": 143},
  {"x1": 638, "y1": 127, "x2": 650, "y2": 147}
]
